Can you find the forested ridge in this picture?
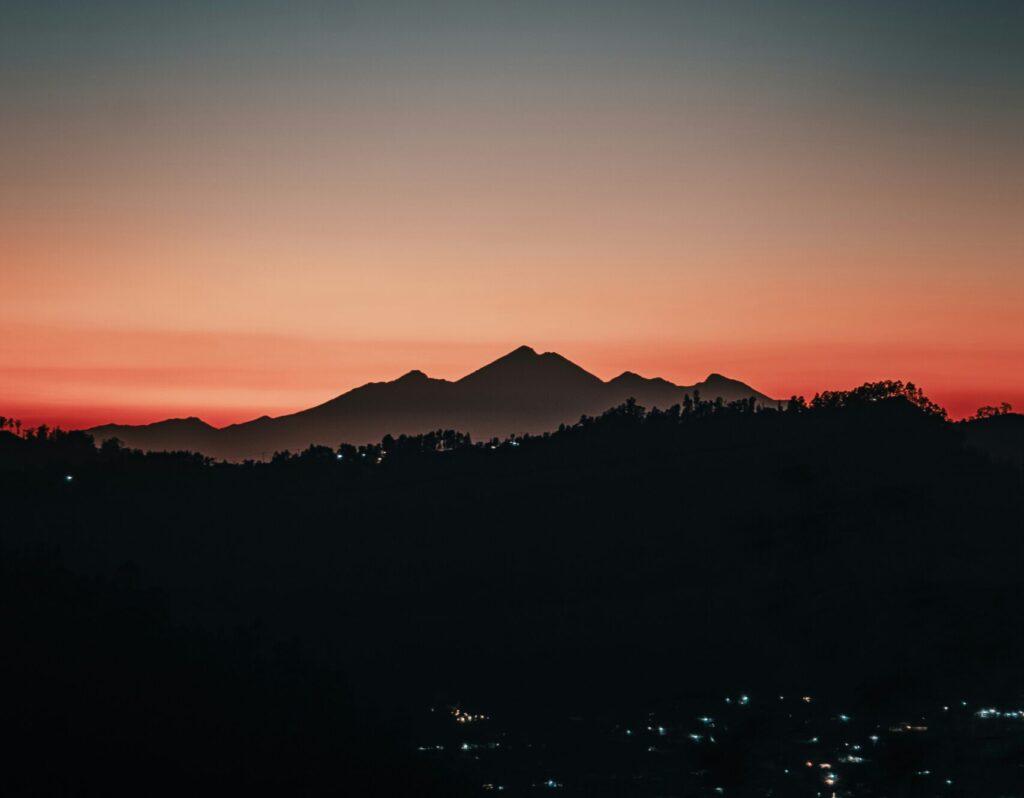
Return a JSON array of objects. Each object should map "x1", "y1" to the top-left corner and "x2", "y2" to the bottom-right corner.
[{"x1": 2, "y1": 383, "x2": 1023, "y2": 795}]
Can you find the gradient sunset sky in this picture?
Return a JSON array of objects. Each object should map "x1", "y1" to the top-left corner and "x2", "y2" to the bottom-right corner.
[{"x1": 3, "y1": 0, "x2": 1022, "y2": 427}]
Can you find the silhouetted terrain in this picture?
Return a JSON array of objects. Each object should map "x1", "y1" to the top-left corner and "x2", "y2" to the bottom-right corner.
[
  {"x1": 3, "y1": 384, "x2": 1024, "y2": 795},
  {"x1": 963, "y1": 411, "x2": 1024, "y2": 467},
  {"x1": 1, "y1": 549, "x2": 461, "y2": 798},
  {"x1": 86, "y1": 346, "x2": 772, "y2": 460}
]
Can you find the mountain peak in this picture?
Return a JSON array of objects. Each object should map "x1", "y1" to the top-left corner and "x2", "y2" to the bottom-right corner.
[
  {"x1": 608, "y1": 371, "x2": 678, "y2": 389},
  {"x1": 396, "y1": 369, "x2": 429, "y2": 383},
  {"x1": 608, "y1": 371, "x2": 649, "y2": 387},
  {"x1": 457, "y1": 346, "x2": 603, "y2": 391},
  {"x1": 687, "y1": 373, "x2": 771, "y2": 402},
  {"x1": 493, "y1": 345, "x2": 542, "y2": 364},
  {"x1": 151, "y1": 416, "x2": 214, "y2": 430}
]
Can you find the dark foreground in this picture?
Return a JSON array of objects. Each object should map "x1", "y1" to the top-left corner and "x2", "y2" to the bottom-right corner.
[{"x1": 2, "y1": 384, "x2": 1023, "y2": 795}]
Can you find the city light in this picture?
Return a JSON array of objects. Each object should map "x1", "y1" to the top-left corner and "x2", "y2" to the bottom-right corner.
[{"x1": 412, "y1": 689, "x2": 1024, "y2": 792}]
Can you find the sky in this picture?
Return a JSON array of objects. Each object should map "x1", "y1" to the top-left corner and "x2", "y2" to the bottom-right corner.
[{"x1": 2, "y1": 0, "x2": 1022, "y2": 427}]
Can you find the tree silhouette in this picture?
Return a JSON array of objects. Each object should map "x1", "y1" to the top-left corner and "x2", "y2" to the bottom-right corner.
[{"x1": 974, "y1": 402, "x2": 1014, "y2": 419}]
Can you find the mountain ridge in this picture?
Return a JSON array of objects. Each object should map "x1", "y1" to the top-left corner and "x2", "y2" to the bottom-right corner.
[{"x1": 87, "y1": 346, "x2": 774, "y2": 460}]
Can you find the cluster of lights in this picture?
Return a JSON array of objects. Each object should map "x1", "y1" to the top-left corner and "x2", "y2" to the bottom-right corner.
[
  {"x1": 432, "y1": 693, "x2": 1008, "y2": 793},
  {"x1": 976, "y1": 707, "x2": 1024, "y2": 719},
  {"x1": 889, "y1": 721, "x2": 928, "y2": 733},
  {"x1": 452, "y1": 707, "x2": 488, "y2": 724},
  {"x1": 346, "y1": 449, "x2": 388, "y2": 465}
]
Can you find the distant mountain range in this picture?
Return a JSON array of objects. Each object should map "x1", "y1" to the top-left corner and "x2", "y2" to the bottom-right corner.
[{"x1": 87, "y1": 346, "x2": 775, "y2": 460}]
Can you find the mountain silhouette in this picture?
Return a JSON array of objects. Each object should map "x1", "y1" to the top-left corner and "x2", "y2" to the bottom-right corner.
[
  {"x1": 87, "y1": 346, "x2": 773, "y2": 460},
  {"x1": 458, "y1": 345, "x2": 604, "y2": 394}
]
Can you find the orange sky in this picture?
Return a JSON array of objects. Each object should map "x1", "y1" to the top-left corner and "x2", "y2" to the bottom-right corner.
[{"x1": 2, "y1": 2, "x2": 1022, "y2": 427}]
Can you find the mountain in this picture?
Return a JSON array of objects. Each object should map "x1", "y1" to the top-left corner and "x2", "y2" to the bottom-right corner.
[
  {"x1": 87, "y1": 346, "x2": 774, "y2": 460},
  {"x1": 86, "y1": 417, "x2": 220, "y2": 455}
]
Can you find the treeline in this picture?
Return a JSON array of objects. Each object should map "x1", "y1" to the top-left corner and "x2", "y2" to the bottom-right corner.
[{"x1": 1, "y1": 380, "x2": 1013, "y2": 473}]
